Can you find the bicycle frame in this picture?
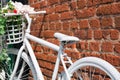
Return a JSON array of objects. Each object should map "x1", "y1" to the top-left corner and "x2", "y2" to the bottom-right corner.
[{"x1": 9, "y1": 12, "x2": 73, "y2": 80}]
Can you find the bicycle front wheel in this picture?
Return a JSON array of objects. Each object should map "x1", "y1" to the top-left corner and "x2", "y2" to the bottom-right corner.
[
  {"x1": 66, "y1": 57, "x2": 120, "y2": 80},
  {"x1": 0, "y1": 48, "x2": 37, "y2": 80}
]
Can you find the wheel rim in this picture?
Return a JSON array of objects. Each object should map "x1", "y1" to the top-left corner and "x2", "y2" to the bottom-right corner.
[{"x1": 65, "y1": 57, "x2": 120, "y2": 80}]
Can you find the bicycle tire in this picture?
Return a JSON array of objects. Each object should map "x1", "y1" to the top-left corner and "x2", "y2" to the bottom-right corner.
[
  {"x1": 64, "y1": 57, "x2": 120, "y2": 80},
  {"x1": 0, "y1": 48, "x2": 37, "y2": 80}
]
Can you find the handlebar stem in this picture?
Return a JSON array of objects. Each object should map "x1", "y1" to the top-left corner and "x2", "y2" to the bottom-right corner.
[{"x1": 24, "y1": 14, "x2": 32, "y2": 33}]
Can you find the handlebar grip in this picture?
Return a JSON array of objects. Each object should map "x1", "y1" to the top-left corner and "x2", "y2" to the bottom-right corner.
[{"x1": 3, "y1": 13, "x2": 22, "y2": 16}]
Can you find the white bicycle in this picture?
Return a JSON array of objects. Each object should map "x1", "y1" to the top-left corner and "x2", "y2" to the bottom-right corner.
[{"x1": 1, "y1": 11, "x2": 120, "y2": 80}]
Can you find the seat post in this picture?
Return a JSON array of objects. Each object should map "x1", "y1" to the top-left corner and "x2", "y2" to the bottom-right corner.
[
  {"x1": 59, "y1": 41, "x2": 66, "y2": 54},
  {"x1": 52, "y1": 41, "x2": 65, "y2": 80}
]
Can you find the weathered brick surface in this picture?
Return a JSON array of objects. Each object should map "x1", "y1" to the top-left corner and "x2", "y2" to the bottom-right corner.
[
  {"x1": 101, "y1": 17, "x2": 113, "y2": 28},
  {"x1": 97, "y1": 3, "x2": 120, "y2": 16},
  {"x1": 28, "y1": 0, "x2": 120, "y2": 79},
  {"x1": 77, "y1": 0, "x2": 86, "y2": 9},
  {"x1": 61, "y1": 11, "x2": 74, "y2": 20},
  {"x1": 115, "y1": 16, "x2": 120, "y2": 28},
  {"x1": 89, "y1": 41, "x2": 100, "y2": 51},
  {"x1": 76, "y1": 7, "x2": 96, "y2": 19},
  {"x1": 79, "y1": 19, "x2": 89, "y2": 29},
  {"x1": 101, "y1": 42, "x2": 113, "y2": 52},
  {"x1": 94, "y1": 30, "x2": 102, "y2": 40},
  {"x1": 89, "y1": 18, "x2": 100, "y2": 29},
  {"x1": 55, "y1": 4, "x2": 69, "y2": 12}
]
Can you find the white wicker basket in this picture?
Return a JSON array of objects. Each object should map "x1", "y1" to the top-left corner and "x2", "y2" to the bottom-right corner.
[{"x1": 5, "y1": 15, "x2": 24, "y2": 44}]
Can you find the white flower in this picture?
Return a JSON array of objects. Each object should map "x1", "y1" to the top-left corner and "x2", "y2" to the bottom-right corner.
[
  {"x1": 14, "y1": 1, "x2": 23, "y2": 13},
  {"x1": 14, "y1": 1, "x2": 35, "y2": 13}
]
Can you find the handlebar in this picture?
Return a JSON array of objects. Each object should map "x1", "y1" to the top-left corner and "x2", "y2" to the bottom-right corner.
[
  {"x1": 3, "y1": 11, "x2": 46, "y2": 17},
  {"x1": 3, "y1": 10, "x2": 46, "y2": 34}
]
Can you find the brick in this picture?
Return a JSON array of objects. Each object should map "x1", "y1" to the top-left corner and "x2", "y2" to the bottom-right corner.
[
  {"x1": 70, "y1": 50, "x2": 81, "y2": 59},
  {"x1": 42, "y1": 30, "x2": 55, "y2": 38},
  {"x1": 76, "y1": 7, "x2": 96, "y2": 19},
  {"x1": 46, "y1": 7, "x2": 55, "y2": 14},
  {"x1": 35, "y1": 45, "x2": 43, "y2": 52},
  {"x1": 101, "y1": 54, "x2": 120, "y2": 66},
  {"x1": 79, "y1": 19, "x2": 89, "y2": 29},
  {"x1": 115, "y1": 44, "x2": 120, "y2": 54},
  {"x1": 101, "y1": 0, "x2": 114, "y2": 4},
  {"x1": 89, "y1": 18, "x2": 100, "y2": 29},
  {"x1": 70, "y1": 21, "x2": 79, "y2": 30},
  {"x1": 30, "y1": 31, "x2": 39, "y2": 37},
  {"x1": 59, "y1": 0, "x2": 71, "y2": 2},
  {"x1": 102, "y1": 30, "x2": 110, "y2": 39},
  {"x1": 52, "y1": 39, "x2": 59, "y2": 46},
  {"x1": 35, "y1": 53, "x2": 47, "y2": 60},
  {"x1": 61, "y1": 11, "x2": 74, "y2": 20},
  {"x1": 38, "y1": 60, "x2": 52, "y2": 69},
  {"x1": 87, "y1": 29, "x2": 93, "y2": 39},
  {"x1": 87, "y1": 0, "x2": 101, "y2": 6},
  {"x1": 39, "y1": 1, "x2": 47, "y2": 8},
  {"x1": 49, "y1": 22, "x2": 56, "y2": 30},
  {"x1": 63, "y1": 21, "x2": 70, "y2": 30},
  {"x1": 77, "y1": 41, "x2": 89, "y2": 50},
  {"x1": 47, "y1": 55, "x2": 57, "y2": 63},
  {"x1": 48, "y1": 13, "x2": 60, "y2": 21},
  {"x1": 40, "y1": 45, "x2": 54, "y2": 55},
  {"x1": 43, "y1": 15, "x2": 48, "y2": 22},
  {"x1": 81, "y1": 52, "x2": 101, "y2": 57},
  {"x1": 94, "y1": 30, "x2": 102, "y2": 40},
  {"x1": 48, "y1": 0, "x2": 59, "y2": 5},
  {"x1": 64, "y1": 50, "x2": 72, "y2": 58},
  {"x1": 101, "y1": 42, "x2": 113, "y2": 52},
  {"x1": 112, "y1": 55, "x2": 120, "y2": 66},
  {"x1": 87, "y1": 0, "x2": 114, "y2": 6},
  {"x1": 75, "y1": 30, "x2": 87, "y2": 39},
  {"x1": 31, "y1": 2, "x2": 40, "y2": 9},
  {"x1": 66, "y1": 43, "x2": 76, "y2": 49},
  {"x1": 71, "y1": 1, "x2": 77, "y2": 9},
  {"x1": 110, "y1": 29, "x2": 119, "y2": 40},
  {"x1": 77, "y1": 0, "x2": 86, "y2": 9},
  {"x1": 115, "y1": 16, "x2": 120, "y2": 28},
  {"x1": 55, "y1": 4, "x2": 69, "y2": 12},
  {"x1": 42, "y1": 69, "x2": 52, "y2": 77},
  {"x1": 43, "y1": 23, "x2": 49, "y2": 30},
  {"x1": 55, "y1": 22, "x2": 62, "y2": 30},
  {"x1": 101, "y1": 17, "x2": 113, "y2": 28},
  {"x1": 97, "y1": 3, "x2": 120, "y2": 16},
  {"x1": 90, "y1": 42, "x2": 100, "y2": 51}
]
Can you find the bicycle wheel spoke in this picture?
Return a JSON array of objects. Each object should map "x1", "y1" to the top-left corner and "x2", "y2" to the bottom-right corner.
[
  {"x1": 69, "y1": 66, "x2": 113, "y2": 80},
  {"x1": 65, "y1": 57, "x2": 120, "y2": 80},
  {"x1": 1, "y1": 49, "x2": 37, "y2": 80}
]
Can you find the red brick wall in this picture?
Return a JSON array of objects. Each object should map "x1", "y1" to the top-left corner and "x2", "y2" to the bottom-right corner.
[{"x1": 28, "y1": 0, "x2": 120, "y2": 79}]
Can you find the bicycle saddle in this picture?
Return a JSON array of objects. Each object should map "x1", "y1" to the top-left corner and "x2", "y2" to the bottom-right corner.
[{"x1": 54, "y1": 32, "x2": 79, "y2": 44}]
